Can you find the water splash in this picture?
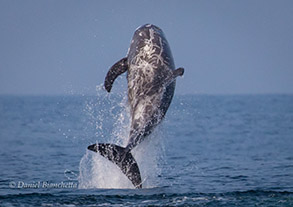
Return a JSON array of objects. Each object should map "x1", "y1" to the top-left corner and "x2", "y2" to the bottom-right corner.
[
  {"x1": 78, "y1": 85, "x2": 165, "y2": 189},
  {"x1": 64, "y1": 169, "x2": 78, "y2": 181},
  {"x1": 78, "y1": 150, "x2": 133, "y2": 189}
]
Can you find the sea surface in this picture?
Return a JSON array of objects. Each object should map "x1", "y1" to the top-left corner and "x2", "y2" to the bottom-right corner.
[{"x1": 0, "y1": 93, "x2": 292, "y2": 206}]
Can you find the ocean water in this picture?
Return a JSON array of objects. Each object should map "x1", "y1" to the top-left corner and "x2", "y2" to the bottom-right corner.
[{"x1": 0, "y1": 93, "x2": 292, "y2": 206}]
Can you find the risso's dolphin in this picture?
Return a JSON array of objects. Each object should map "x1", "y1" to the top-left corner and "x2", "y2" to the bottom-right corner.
[{"x1": 88, "y1": 24, "x2": 184, "y2": 188}]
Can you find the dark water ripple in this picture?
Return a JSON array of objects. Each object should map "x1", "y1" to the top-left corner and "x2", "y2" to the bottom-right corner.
[{"x1": 0, "y1": 190, "x2": 292, "y2": 206}]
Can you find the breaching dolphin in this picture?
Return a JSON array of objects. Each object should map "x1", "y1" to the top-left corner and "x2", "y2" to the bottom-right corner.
[{"x1": 88, "y1": 24, "x2": 184, "y2": 188}]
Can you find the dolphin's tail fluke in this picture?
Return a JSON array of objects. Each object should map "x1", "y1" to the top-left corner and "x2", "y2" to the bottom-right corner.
[{"x1": 87, "y1": 143, "x2": 142, "y2": 188}]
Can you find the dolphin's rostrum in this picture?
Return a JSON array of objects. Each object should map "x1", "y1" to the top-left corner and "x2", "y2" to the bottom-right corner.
[{"x1": 88, "y1": 24, "x2": 184, "y2": 188}]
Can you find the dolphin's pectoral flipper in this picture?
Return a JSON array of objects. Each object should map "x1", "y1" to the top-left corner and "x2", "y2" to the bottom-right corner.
[
  {"x1": 87, "y1": 143, "x2": 142, "y2": 188},
  {"x1": 104, "y1": 57, "x2": 128, "y2": 92},
  {"x1": 173, "y1": 67, "x2": 184, "y2": 78},
  {"x1": 163, "y1": 67, "x2": 185, "y2": 87}
]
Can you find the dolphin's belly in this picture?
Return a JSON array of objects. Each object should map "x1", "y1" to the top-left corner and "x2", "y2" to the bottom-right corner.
[
  {"x1": 127, "y1": 64, "x2": 174, "y2": 147},
  {"x1": 127, "y1": 65, "x2": 166, "y2": 129}
]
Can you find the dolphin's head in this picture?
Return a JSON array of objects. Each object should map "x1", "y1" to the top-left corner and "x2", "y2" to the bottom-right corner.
[
  {"x1": 128, "y1": 24, "x2": 166, "y2": 58},
  {"x1": 133, "y1": 24, "x2": 162, "y2": 40}
]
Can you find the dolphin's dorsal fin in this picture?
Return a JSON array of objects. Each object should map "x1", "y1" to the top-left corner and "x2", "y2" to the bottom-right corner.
[{"x1": 104, "y1": 57, "x2": 128, "y2": 92}]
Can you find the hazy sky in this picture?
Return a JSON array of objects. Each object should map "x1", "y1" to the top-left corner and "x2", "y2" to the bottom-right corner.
[{"x1": 0, "y1": 0, "x2": 292, "y2": 95}]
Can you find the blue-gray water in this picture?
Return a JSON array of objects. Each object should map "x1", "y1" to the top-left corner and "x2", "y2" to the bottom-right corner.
[{"x1": 0, "y1": 94, "x2": 292, "y2": 206}]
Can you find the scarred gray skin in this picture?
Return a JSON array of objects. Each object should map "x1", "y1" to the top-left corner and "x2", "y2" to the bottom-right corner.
[{"x1": 125, "y1": 24, "x2": 179, "y2": 151}]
